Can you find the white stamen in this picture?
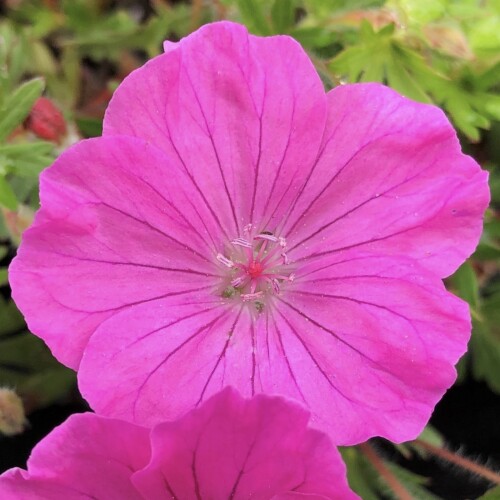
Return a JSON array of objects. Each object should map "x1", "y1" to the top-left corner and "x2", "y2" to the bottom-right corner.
[
  {"x1": 216, "y1": 253, "x2": 234, "y2": 268},
  {"x1": 271, "y1": 278, "x2": 280, "y2": 294},
  {"x1": 241, "y1": 291, "x2": 265, "y2": 302},
  {"x1": 232, "y1": 238, "x2": 252, "y2": 248},
  {"x1": 279, "y1": 236, "x2": 287, "y2": 248},
  {"x1": 231, "y1": 275, "x2": 247, "y2": 287},
  {"x1": 254, "y1": 233, "x2": 278, "y2": 243}
]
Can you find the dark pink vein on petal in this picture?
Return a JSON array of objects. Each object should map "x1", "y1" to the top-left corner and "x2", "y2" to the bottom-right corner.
[
  {"x1": 260, "y1": 97, "x2": 297, "y2": 227},
  {"x1": 249, "y1": 76, "x2": 266, "y2": 223},
  {"x1": 228, "y1": 436, "x2": 259, "y2": 499},
  {"x1": 271, "y1": 311, "x2": 307, "y2": 404},
  {"x1": 289, "y1": 290, "x2": 419, "y2": 330},
  {"x1": 181, "y1": 64, "x2": 239, "y2": 234},
  {"x1": 285, "y1": 129, "x2": 404, "y2": 237},
  {"x1": 287, "y1": 154, "x2": 442, "y2": 253},
  {"x1": 295, "y1": 215, "x2": 438, "y2": 264},
  {"x1": 191, "y1": 448, "x2": 202, "y2": 500},
  {"x1": 46, "y1": 252, "x2": 220, "y2": 277},
  {"x1": 92, "y1": 201, "x2": 210, "y2": 265},
  {"x1": 195, "y1": 307, "x2": 244, "y2": 406},
  {"x1": 149, "y1": 75, "x2": 232, "y2": 244},
  {"x1": 119, "y1": 303, "x2": 224, "y2": 353},
  {"x1": 42, "y1": 283, "x2": 213, "y2": 315},
  {"x1": 250, "y1": 320, "x2": 257, "y2": 395},
  {"x1": 279, "y1": 298, "x2": 419, "y2": 384},
  {"x1": 68, "y1": 171, "x2": 211, "y2": 265},
  {"x1": 106, "y1": 149, "x2": 211, "y2": 251},
  {"x1": 162, "y1": 477, "x2": 179, "y2": 500},
  {"x1": 274, "y1": 305, "x2": 359, "y2": 406},
  {"x1": 279, "y1": 104, "x2": 400, "y2": 235},
  {"x1": 131, "y1": 309, "x2": 231, "y2": 418}
]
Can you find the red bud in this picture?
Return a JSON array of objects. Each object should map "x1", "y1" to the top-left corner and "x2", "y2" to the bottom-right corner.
[{"x1": 25, "y1": 97, "x2": 67, "y2": 143}]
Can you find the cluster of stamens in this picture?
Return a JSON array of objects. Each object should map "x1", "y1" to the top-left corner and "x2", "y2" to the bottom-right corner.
[{"x1": 216, "y1": 224, "x2": 295, "y2": 305}]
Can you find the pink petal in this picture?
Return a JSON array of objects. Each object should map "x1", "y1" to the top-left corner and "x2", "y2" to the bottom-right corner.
[
  {"x1": 282, "y1": 83, "x2": 489, "y2": 278},
  {"x1": 0, "y1": 413, "x2": 149, "y2": 499},
  {"x1": 0, "y1": 469, "x2": 87, "y2": 500},
  {"x1": 131, "y1": 388, "x2": 357, "y2": 499},
  {"x1": 265, "y1": 254, "x2": 471, "y2": 444},
  {"x1": 9, "y1": 136, "x2": 221, "y2": 369},
  {"x1": 104, "y1": 21, "x2": 327, "y2": 231}
]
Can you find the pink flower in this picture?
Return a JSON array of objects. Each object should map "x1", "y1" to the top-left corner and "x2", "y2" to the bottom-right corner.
[
  {"x1": 0, "y1": 389, "x2": 357, "y2": 499},
  {"x1": 10, "y1": 22, "x2": 489, "y2": 444}
]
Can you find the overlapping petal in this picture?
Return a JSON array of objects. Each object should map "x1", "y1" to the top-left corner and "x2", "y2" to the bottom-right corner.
[
  {"x1": 0, "y1": 413, "x2": 149, "y2": 499},
  {"x1": 0, "y1": 390, "x2": 356, "y2": 499},
  {"x1": 133, "y1": 388, "x2": 355, "y2": 498}
]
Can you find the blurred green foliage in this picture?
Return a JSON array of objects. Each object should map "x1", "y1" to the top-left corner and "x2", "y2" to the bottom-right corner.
[{"x1": 0, "y1": 0, "x2": 499, "y2": 497}]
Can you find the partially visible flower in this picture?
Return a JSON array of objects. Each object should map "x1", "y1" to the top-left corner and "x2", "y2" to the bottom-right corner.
[
  {"x1": 0, "y1": 389, "x2": 357, "y2": 499},
  {"x1": 1, "y1": 204, "x2": 34, "y2": 245},
  {"x1": 0, "y1": 388, "x2": 27, "y2": 436},
  {"x1": 10, "y1": 22, "x2": 489, "y2": 445},
  {"x1": 24, "y1": 97, "x2": 66, "y2": 143}
]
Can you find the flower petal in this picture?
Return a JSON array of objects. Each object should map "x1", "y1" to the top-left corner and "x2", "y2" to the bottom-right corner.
[
  {"x1": 131, "y1": 388, "x2": 356, "y2": 499},
  {"x1": 282, "y1": 83, "x2": 489, "y2": 278},
  {"x1": 0, "y1": 469, "x2": 86, "y2": 500},
  {"x1": 103, "y1": 21, "x2": 327, "y2": 232},
  {"x1": 9, "y1": 136, "x2": 221, "y2": 368},
  {"x1": 265, "y1": 254, "x2": 470, "y2": 444},
  {"x1": 0, "y1": 414, "x2": 148, "y2": 499}
]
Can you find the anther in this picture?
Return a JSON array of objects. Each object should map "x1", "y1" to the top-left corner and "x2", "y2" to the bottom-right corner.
[
  {"x1": 232, "y1": 238, "x2": 252, "y2": 248},
  {"x1": 241, "y1": 291, "x2": 265, "y2": 302},
  {"x1": 216, "y1": 253, "x2": 234, "y2": 268},
  {"x1": 254, "y1": 233, "x2": 278, "y2": 243}
]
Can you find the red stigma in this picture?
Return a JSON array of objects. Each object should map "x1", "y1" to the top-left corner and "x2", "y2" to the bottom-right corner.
[{"x1": 247, "y1": 260, "x2": 263, "y2": 279}]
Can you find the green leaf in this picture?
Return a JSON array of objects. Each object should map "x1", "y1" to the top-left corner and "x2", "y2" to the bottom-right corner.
[
  {"x1": 0, "y1": 267, "x2": 7, "y2": 287},
  {"x1": 396, "y1": 0, "x2": 446, "y2": 25},
  {"x1": 385, "y1": 463, "x2": 440, "y2": 500},
  {"x1": 406, "y1": 425, "x2": 445, "y2": 458},
  {"x1": 0, "y1": 330, "x2": 76, "y2": 410},
  {"x1": 450, "y1": 262, "x2": 479, "y2": 308},
  {"x1": 416, "y1": 425, "x2": 444, "y2": 448},
  {"x1": 236, "y1": 0, "x2": 271, "y2": 35},
  {"x1": 0, "y1": 175, "x2": 18, "y2": 211},
  {"x1": 340, "y1": 447, "x2": 380, "y2": 500},
  {"x1": 20, "y1": 367, "x2": 76, "y2": 409},
  {"x1": 0, "y1": 78, "x2": 45, "y2": 142},
  {"x1": 470, "y1": 320, "x2": 500, "y2": 393},
  {"x1": 0, "y1": 141, "x2": 54, "y2": 178},
  {"x1": 478, "y1": 486, "x2": 500, "y2": 499},
  {"x1": 0, "y1": 299, "x2": 25, "y2": 337},
  {"x1": 76, "y1": 116, "x2": 103, "y2": 138},
  {"x1": 271, "y1": 0, "x2": 296, "y2": 33}
]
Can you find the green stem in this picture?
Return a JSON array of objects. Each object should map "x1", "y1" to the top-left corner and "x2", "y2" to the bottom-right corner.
[
  {"x1": 413, "y1": 439, "x2": 500, "y2": 485},
  {"x1": 358, "y1": 442, "x2": 413, "y2": 500}
]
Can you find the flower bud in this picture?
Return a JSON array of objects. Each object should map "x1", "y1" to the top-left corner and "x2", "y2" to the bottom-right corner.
[{"x1": 25, "y1": 97, "x2": 67, "y2": 143}]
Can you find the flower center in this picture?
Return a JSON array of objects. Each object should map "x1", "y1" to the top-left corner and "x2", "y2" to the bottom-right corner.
[{"x1": 216, "y1": 224, "x2": 295, "y2": 308}]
